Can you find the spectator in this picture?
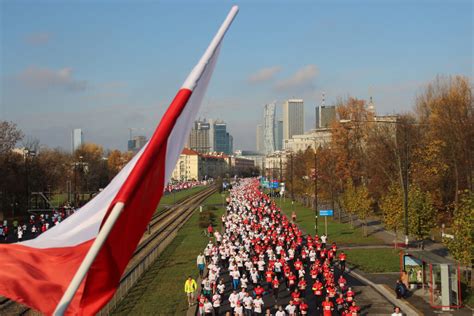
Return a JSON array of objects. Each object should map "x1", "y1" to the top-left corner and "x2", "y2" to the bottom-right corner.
[
  {"x1": 392, "y1": 306, "x2": 403, "y2": 316},
  {"x1": 184, "y1": 276, "x2": 197, "y2": 307},
  {"x1": 395, "y1": 280, "x2": 407, "y2": 299},
  {"x1": 197, "y1": 252, "x2": 206, "y2": 277}
]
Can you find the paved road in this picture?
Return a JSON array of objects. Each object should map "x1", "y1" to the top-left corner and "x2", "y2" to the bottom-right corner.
[{"x1": 205, "y1": 255, "x2": 394, "y2": 315}]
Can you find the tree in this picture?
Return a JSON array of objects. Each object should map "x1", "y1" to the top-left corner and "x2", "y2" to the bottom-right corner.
[
  {"x1": 443, "y1": 191, "x2": 473, "y2": 270},
  {"x1": 380, "y1": 183, "x2": 404, "y2": 245},
  {"x1": 0, "y1": 121, "x2": 23, "y2": 154},
  {"x1": 355, "y1": 184, "x2": 374, "y2": 237},
  {"x1": 416, "y1": 75, "x2": 473, "y2": 207},
  {"x1": 408, "y1": 185, "x2": 436, "y2": 240},
  {"x1": 340, "y1": 179, "x2": 357, "y2": 228}
]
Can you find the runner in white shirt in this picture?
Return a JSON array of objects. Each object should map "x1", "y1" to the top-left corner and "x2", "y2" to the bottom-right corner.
[
  {"x1": 203, "y1": 298, "x2": 213, "y2": 316},
  {"x1": 217, "y1": 279, "x2": 225, "y2": 295},
  {"x1": 212, "y1": 293, "x2": 221, "y2": 315},
  {"x1": 242, "y1": 292, "x2": 253, "y2": 315},
  {"x1": 275, "y1": 305, "x2": 286, "y2": 316},
  {"x1": 391, "y1": 306, "x2": 403, "y2": 316},
  {"x1": 253, "y1": 295, "x2": 264, "y2": 316},
  {"x1": 228, "y1": 290, "x2": 239, "y2": 310},
  {"x1": 238, "y1": 288, "x2": 247, "y2": 301},
  {"x1": 285, "y1": 301, "x2": 297, "y2": 316},
  {"x1": 234, "y1": 301, "x2": 244, "y2": 316}
]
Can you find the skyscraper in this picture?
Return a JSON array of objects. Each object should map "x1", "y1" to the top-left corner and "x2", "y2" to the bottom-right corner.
[
  {"x1": 274, "y1": 120, "x2": 283, "y2": 151},
  {"x1": 282, "y1": 99, "x2": 304, "y2": 141},
  {"x1": 263, "y1": 103, "x2": 276, "y2": 154},
  {"x1": 214, "y1": 120, "x2": 231, "y2": 154},
  {"x1": 189, "y1": 119, "x2": 233, "y2": 154},
  {"x1": 315, "y1": 93, "x2": 336, "y2": 129},
  {"x1": 187, "y1": 120, "x2": 211, "y2": 153},
  {"x1": 256, "y1": 124, "x2": 264, "y2": 153},
  {"x1": 71, "y1": 128, "x2": 83, "y2": 153}
]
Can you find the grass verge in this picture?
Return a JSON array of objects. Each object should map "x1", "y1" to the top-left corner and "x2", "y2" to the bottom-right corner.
[
  {"x1": 272, "y1": 196, "x2": 385, "y2": 246},
  {"x1": 156, "y1": 186, "x2": 207, "y2": 212},
  {"x1": 344, "y1": 248, "x2": 401, "y2": 273},
  {"x1": 112, "y1": 191, "x2": 227, "y2": 316}
]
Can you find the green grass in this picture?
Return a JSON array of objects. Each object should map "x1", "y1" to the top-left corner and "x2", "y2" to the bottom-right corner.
[
  {"x1": 156, "y1": 186, "x2": 208, "y2": 212},
  {"x1": 273, "y1": 197, "x2": 385, "y2": 246},
  {"x1": 112, "y1": 191, "x2": 227, "y2": 316},
  {"x1": 343, "y1": 248, "x2": 402, "y2": 273}
]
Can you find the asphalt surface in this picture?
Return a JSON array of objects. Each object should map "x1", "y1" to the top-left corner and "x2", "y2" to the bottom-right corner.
[{"x1": 202, "y1": 255, "x2": 394, "y2": 315}]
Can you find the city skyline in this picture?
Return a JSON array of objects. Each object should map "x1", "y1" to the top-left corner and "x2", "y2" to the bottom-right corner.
[{"x1": 1, "y1": 1, "x2": 472, "y2": 151}]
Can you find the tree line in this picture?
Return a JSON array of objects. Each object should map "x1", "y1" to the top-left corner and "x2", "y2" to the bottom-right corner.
[
  {"x1": 283, "y1": 75, "x2": 473, "y2": 267},
  {"x1": 0, "y1": 124, "x2": 134, "y2": 218}
]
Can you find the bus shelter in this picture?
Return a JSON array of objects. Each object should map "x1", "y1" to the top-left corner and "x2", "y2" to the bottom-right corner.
[{"x1": 401, "y1": 251, "x2": 462, "y2": 310}]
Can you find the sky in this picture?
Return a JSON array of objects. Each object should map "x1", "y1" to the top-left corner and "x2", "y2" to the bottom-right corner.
[{"x1": 1, "y1": 0, "x2": 472, "y2": 151}]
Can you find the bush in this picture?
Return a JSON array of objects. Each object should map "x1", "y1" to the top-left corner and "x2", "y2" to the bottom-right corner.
[{"x1": 198, "y1": 209, "x2": 217, "y2": 229}]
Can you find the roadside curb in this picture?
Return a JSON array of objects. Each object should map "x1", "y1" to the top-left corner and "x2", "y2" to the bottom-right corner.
[{"x1": 347, "y1": 267, "x2": 423, "y2": 316}]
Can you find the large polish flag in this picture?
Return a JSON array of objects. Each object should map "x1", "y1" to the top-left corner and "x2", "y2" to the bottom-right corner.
[{"x1": 0, "y1": 6, "x2": 238, "y2": 315}]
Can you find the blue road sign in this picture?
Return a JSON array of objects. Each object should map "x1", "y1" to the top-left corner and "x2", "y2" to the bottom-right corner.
[{"x1": 319, "y1": 210, "x2": 334, "y2": 216}]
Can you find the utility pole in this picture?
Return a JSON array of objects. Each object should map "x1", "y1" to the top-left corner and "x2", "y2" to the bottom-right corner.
[
  {"x1": 403, "y1": 124, "x2": 409, "y2": 248},
  {"x1": 290, "y1": 153, "x2": 294, "y2": 201},
  {"x1": 314, "y1": 145, "x2": 319, "y2": 235}
]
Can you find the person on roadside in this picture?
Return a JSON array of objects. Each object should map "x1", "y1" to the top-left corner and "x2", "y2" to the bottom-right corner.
[
  {"x1": 197, "y1": 252, "x2": 206, "y2": 277},
  {"x1": 207, "y1": 223, "x2": 214, "y2": 237},
  {"x1": 395, "y1": 280, "x2": 407, "y2": 299},
  {"x1": 184, "y1": 276, "x2": 198, "y2": 307},
  {"x1": 391, "y1": 306, "x2": 403, "y2": 316},
  {"x1": 400, "y1": 270, "x2": 409, "y2": 289}
]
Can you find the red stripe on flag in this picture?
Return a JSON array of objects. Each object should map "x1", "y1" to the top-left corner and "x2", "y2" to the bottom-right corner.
[{"x1": 0, "y1": 240, "x2": 93, "y2": 314}]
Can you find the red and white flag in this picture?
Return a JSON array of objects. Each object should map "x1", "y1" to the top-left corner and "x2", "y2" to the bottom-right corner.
[{"x1": 0, "y1": 6, "x2": 238, "y2": 315}]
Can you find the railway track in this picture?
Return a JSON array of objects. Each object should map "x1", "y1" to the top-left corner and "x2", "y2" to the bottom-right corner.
[{"x1": 0, "y1": 186, "x2": 217, "y2": 316}]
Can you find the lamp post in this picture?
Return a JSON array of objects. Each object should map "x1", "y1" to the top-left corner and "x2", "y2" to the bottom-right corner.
[
  {"x1": 24, "y1": 149, "x2": 36, "y2": 211},
  {"x1": 313, "y1": 144, "x2": 320, "y2": 235}
]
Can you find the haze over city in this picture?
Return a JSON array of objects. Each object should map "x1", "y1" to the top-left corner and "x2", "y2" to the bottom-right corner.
[{"x1": 2, "y1": 0, "x2": 472, "y2": 151}]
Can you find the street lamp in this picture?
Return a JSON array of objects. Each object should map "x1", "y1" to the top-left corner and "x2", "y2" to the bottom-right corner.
[
  {"x1": 311, "y1": 143, "x2": 322, "y2": 235},
  {"x1": 24, "y1": 149, "x2": 36, "y2": 211}
]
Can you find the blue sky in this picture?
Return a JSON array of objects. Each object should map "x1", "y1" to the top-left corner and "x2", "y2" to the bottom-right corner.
[{"x1": 1, "y1": 0, "x2": 472, "y2": 151}]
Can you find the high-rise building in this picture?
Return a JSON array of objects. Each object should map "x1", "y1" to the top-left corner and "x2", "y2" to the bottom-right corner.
[
  {"x1": 71, "y1": 128, "x2": 83, "y2": 153},
  {"x1": 187, "y1": 120, "x2": 211, "y2": 153},
  {"x1": 282, "y1": 99, "x2": 304, "y2": 141},
  {"x1": 263, "y1": 103, "x2": 276, "y2": 154},
  {"x1": 188, "y1": 119, "x2": 233, "y2": 154},
  {"x1": 315, "y1": 93, "x2": 336, "y2": 129},
  {"x1": 274, "y1": 120, "x2": 283, "y2": 151},
  {"x1": 256, "y1": 124, "x2": 264, "y2": 153},
  {"x1": 214, "y1": 120, "x2": 232, "y2": 154}
]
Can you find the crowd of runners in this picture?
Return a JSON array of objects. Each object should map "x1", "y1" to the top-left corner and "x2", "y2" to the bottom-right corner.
[
  {"x1": 186, "y1": 178, "x2": 399, "y2": 316},
  {"x1": 165, "y1": 180, "x2": 208, "y2": 193}
]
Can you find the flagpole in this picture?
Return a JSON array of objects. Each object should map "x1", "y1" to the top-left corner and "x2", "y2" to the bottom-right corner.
[
  {"x1": 53, "y1": 6, "x2": 238, "y2": 315},
  {"x1": 54, "y1": 202, "x2": 125, "y2": 315}
]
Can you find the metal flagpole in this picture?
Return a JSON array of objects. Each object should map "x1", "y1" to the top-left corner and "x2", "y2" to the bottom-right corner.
[
  {"x1": 53, "y1": 6, "x2": 239, "y2": 315},
  {"x1": 54, "y1": 202, "x2": 125, "y2": 315}
]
